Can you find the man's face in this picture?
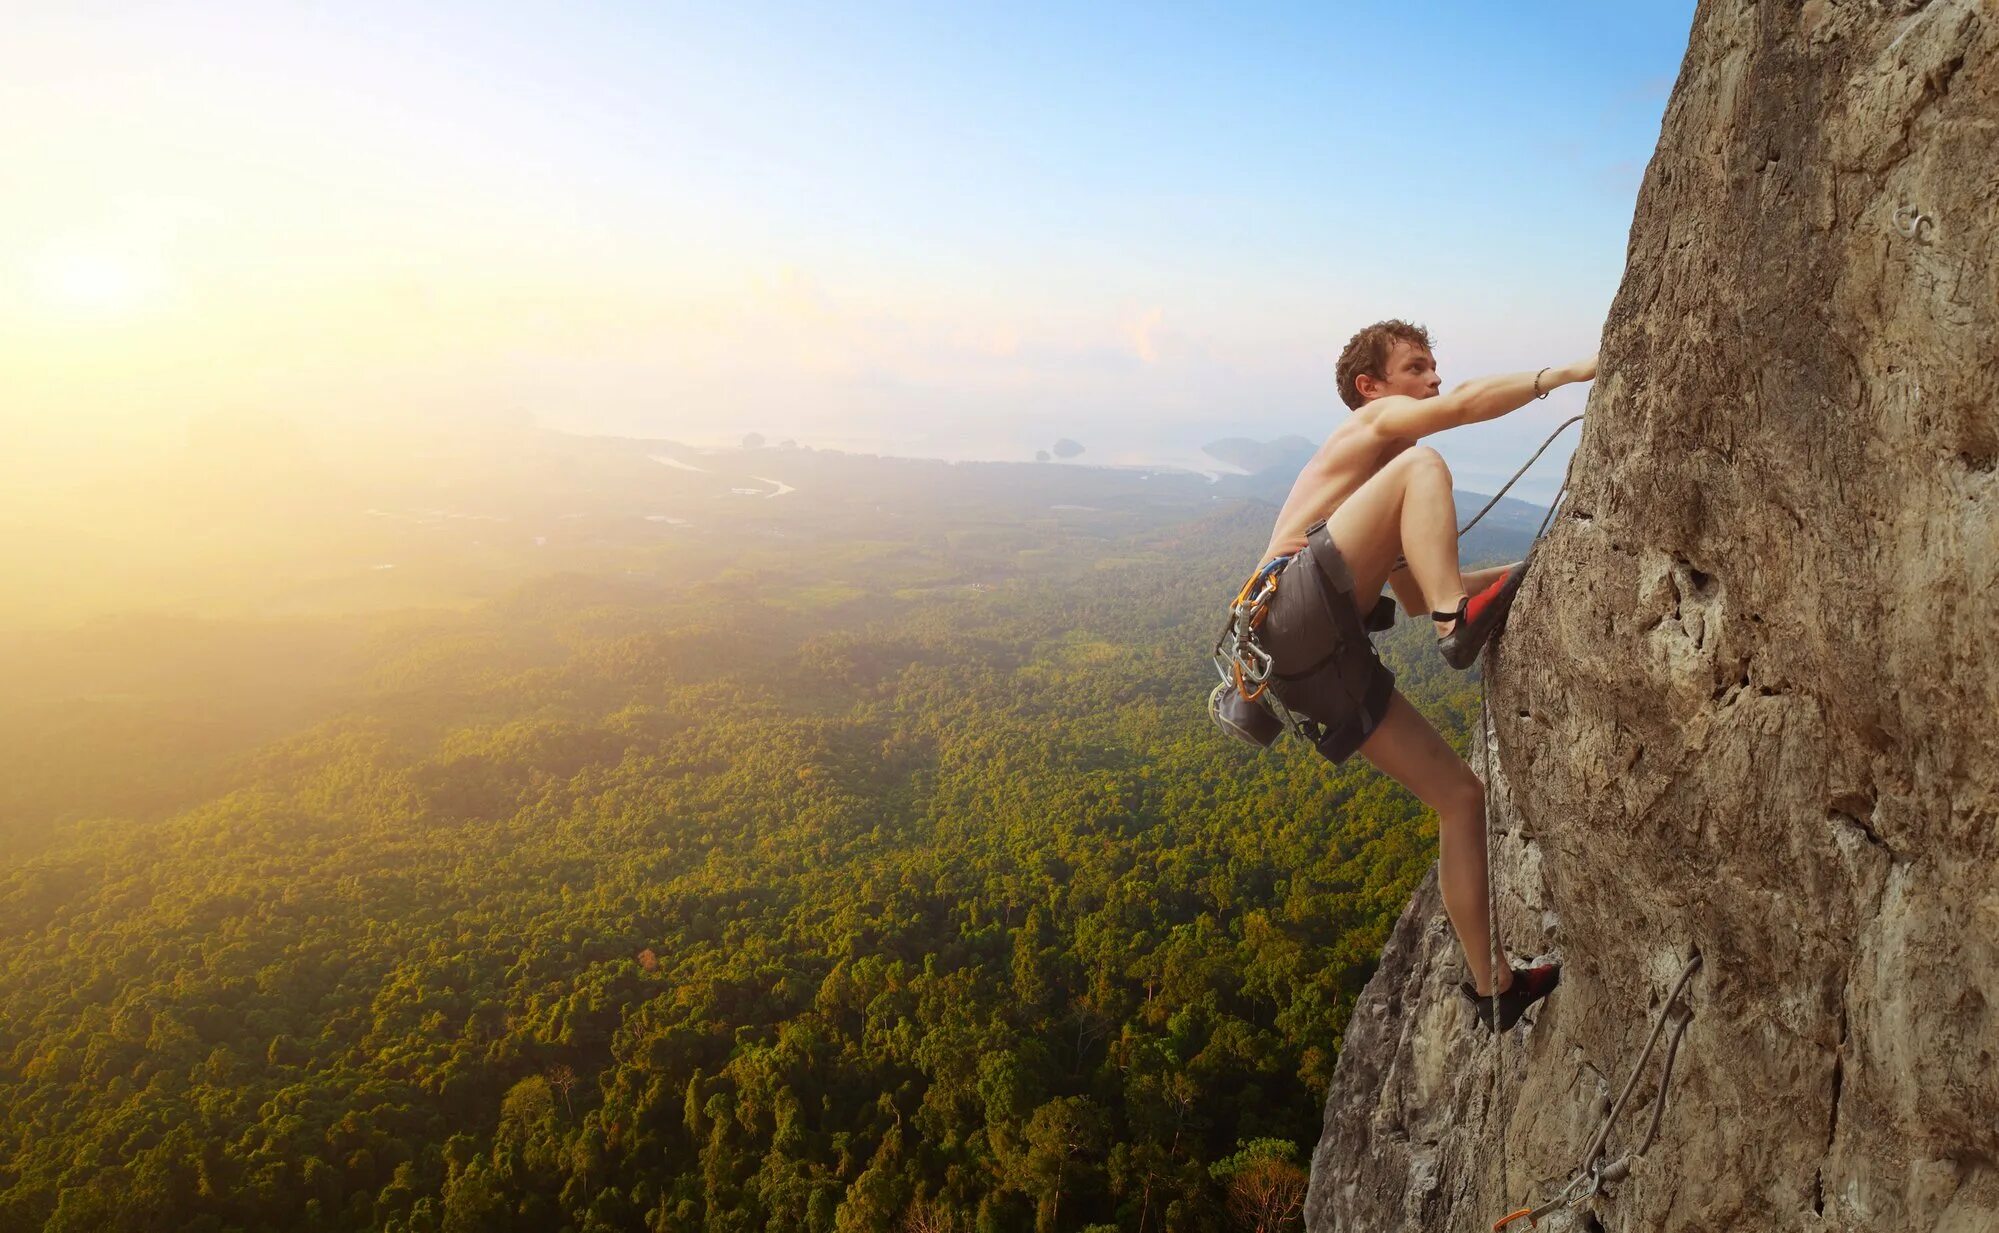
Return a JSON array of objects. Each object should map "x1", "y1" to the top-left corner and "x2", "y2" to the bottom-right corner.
[{"x1": 1363, "y1": 341, "x2": 1442, "y2": 401}]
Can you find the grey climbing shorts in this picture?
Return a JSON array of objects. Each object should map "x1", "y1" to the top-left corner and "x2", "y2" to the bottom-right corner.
[{"x1": 1256, "y1": 538, "x2": 1397, "y2": 765}]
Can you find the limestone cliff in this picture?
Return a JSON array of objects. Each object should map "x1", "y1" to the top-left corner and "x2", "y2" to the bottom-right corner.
[{"x1": 1306, "y1": 3, "x2": 1997, "y2": 1230}]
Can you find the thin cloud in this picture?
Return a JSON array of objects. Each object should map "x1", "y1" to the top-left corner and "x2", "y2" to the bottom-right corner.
[{"x1": 1127, "y1": 307, "x2": 1165, "y2": 365}]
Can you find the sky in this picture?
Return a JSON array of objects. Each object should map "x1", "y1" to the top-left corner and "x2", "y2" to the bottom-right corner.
[{"x1": 3, "y1": 1, "x2": 1697, "y2": 501}]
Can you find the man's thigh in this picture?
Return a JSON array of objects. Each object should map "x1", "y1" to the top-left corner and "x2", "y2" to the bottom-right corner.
[{"x1": 1325, "y1": 452, "x2": 1426, "y2": 599}]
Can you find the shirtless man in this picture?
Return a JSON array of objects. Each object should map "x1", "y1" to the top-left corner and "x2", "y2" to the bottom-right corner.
[{"x1": 1256, "y1": 318, "x2": 1596, "y2": 1030}]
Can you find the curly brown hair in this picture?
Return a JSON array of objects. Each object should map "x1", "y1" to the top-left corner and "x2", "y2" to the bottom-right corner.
[{"x1": 1335, "y1": 319, "x2": 1433, "y2": 409}]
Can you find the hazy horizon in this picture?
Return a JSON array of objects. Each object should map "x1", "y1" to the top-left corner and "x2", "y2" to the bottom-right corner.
[{"x1": 8, "y1": 2, "x2": 1692, "y2": 511}]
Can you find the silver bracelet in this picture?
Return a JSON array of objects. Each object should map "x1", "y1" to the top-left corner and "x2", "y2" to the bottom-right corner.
[{"x1": 1533, "y1": 367, "x2": 1551, "y2": 399}]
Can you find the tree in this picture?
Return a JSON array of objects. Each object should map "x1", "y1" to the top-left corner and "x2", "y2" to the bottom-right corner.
[
  {"x1": 902, "y1": 1198, "x2": 961, "y2": 1233},
  {"x1": 440, "y1": 1159, "x2": 507, "y2": 1233},
  {"x1": 1210, "y1": 1139, "x2": 1308, "y2": 1233},
  {"x1": 1012, "y1": 1097, "x2": 1105, "y2": 1233},
  {"x1": 546, "y1": 1064, "x2": 579, "y2": 1119}
]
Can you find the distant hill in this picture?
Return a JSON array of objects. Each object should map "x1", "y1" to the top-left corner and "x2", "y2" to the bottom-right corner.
[
  {"x1": 1203, "y1": 435, "x2": 1318, "y2": 474},
  {"x1": 1442, "y1": 488, "x2": 1550, "y2": 536}
]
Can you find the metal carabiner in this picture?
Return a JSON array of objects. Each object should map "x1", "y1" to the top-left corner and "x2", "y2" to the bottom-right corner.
[
  {"x1": 1577, "y1": 1161, "x2": 1607, "y2": 1205},
  {"x1": 1238, "y1": 640, "x2": 1274, "y2": 683}
]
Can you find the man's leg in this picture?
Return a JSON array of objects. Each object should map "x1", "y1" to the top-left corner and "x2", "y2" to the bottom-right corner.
[
  {"x1": 1356, "y1": 692, "x2": 1512, "y2": 996},
  {"x1": 1385, "y1": 565, "x2": 1427, "y2": 618},
  {"x1": 1458, "y1": 563, "x2": 1518, "y2": 598},
  {"x1": 1389, "y1": 561, "x2": 1520, "y2": 616},
  {"x1": 1323, "y1": 446, "x2": 1466, "y2": 633}
]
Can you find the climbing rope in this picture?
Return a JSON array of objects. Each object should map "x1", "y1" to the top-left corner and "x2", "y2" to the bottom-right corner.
[
  {"x1": 1459, "y1": 414, "x2": 1584, "y2": 539},
  {"x1": 1480, "y1": 677, "x2": 1508, "y2": 1190},
  {"x1": 1461, "y1": 412, "x2": 1704, "y2": 1228},
  {"x1": 1468, "y1": 415, "x2": 1583, "y2": 1214},
  {"x1": 1490, "y1": 954, "x2": 1704, "y2": 1230}
]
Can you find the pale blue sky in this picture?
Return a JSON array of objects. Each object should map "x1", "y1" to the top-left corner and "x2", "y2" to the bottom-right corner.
[{"x1": 6, "y1": 1, "x2": 1697, "y2": 500}]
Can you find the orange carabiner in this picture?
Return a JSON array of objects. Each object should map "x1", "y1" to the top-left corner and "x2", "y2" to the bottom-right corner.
[
  {"x1": 1492, "y1": 1209, "x2": 1536, "y2": 1231},
  {"x1": 1233, "y1": 658, "x2": 1269, "y2": 703},
  {"x1": 1234, "y1": 571, "x2": 1262, "y2": 606}
]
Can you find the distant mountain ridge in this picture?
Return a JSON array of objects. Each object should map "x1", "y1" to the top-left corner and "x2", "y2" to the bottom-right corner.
[{"x1": 1202, "y1": 435, "x2": 1318, "y2": 474}]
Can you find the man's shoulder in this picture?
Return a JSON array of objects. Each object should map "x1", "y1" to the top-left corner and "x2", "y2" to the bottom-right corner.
[
  {"x1": 1349, "y1": 396, "x2": 1424, "y2": 429},
  {"x1": 1313, "y1": 410, "x2": 1391, "y2": 461}
]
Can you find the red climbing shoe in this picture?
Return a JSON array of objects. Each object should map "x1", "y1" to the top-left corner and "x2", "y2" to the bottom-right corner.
[
  {"x1": 1459, "y1": 962, "x2": 1561, "y2": 1033},
  {"x1": 1435, "y1": 559, "x2": 1529, "y2": 670}
]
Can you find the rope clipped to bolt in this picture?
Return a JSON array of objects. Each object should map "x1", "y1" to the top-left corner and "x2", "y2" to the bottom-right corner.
[{"x1": 1489, "y1": 953, "x2": 1705, "y2": 1230}]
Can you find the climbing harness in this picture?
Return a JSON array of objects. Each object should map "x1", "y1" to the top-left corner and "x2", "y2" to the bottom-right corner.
[
  {"x1": 1208, "y1": 552, "x2": 1297, "y2": 747},
  {"x1": 1490, "y1": 954, "x2": 1704, "y2": 1230},
  {"x1": 1208, "y1": 524, "x2": 1395, "y2": 758},
  {"x1": 1208, "y1": 554, "x2": 1294, "y2": 747},
  {"x1": 1222, "y1": 554, "x2": 1291, "y2": 703}
]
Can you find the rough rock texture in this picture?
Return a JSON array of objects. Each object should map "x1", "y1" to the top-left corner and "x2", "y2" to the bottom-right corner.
[{"x1": 1308, "y1": 3, "x2": 1998, "y2": 1231}]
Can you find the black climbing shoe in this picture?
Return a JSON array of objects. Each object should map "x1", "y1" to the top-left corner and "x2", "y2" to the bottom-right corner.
[
  {"x1": 1459, "y1": 962, "x2": 1561, "y2": 1033},
  {"x1": 1435, "y1": 559, "x2": 1529, "y2": 670}
]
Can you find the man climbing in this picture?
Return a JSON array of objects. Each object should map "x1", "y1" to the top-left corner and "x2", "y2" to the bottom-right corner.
[{"x1": 1253, "y1": 319, "x2": 1596, "y2": 1031}]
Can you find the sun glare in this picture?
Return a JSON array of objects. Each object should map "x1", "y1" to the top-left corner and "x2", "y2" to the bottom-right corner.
[{"x1": 30, "y1": 244, "x2": 161, "y2": 317}]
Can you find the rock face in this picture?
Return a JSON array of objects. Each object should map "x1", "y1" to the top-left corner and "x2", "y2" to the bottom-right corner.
[{"x1": 1307, "y1": 4, "x2": 1997, "y2": 1232}]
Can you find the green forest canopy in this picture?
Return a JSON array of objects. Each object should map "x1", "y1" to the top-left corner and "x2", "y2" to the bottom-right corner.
[{"x1": 0, "y1": 449, "x2": 1507, "y2": 1233}]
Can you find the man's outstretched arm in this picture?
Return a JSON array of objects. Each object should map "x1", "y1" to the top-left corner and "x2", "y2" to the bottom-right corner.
[{"x1": 1367, "y1": 354, "x2": 1598, "y2": 441}]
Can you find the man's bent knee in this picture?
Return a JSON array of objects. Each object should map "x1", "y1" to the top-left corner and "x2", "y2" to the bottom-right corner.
[
  {"x1": 1400, "y1": 444, "x2": 1451, "y2": 482},
  {"x1": 1434, "y1": 765, "x2": 1485, "y2": 826}
]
